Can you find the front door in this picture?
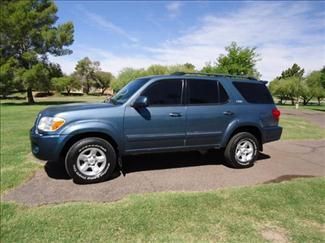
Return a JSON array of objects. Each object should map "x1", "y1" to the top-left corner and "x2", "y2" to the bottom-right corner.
[{"x1": 124, "y1": 79, "x2": 186, "y2": 152}]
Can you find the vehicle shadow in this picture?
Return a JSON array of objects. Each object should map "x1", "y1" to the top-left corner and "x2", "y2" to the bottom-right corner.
[
  {"x1": 122, "y1": 150, "x2": 270, "y2": 174},
  {"x1": 44, "y1": 150, "x2": 271, "y2": 181}
]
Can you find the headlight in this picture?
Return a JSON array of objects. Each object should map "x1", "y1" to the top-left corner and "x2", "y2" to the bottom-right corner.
[{"x1": 37, "y1": 117, "x2": 65, "y2": 132}]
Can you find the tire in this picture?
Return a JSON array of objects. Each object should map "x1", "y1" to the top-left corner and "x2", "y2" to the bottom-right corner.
[
  {"x1": 65, "y1": 137, "x2": 116, "y2": 184},
  {"x1": 224, "y1": 132, "x2": 259, "y2": 168}
]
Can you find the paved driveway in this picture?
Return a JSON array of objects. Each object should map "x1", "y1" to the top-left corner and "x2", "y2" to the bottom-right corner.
[{"x1": 3, "y1": 140, "x2": 325, "y2": 206}]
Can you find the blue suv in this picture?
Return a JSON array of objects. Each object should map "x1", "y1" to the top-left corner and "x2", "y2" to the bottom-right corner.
[{"x1": 30, "y1": 72, "x2": 282, "y2": 183}]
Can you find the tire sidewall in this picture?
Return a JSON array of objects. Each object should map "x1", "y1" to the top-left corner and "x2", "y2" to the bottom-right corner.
[
  {"x1": 227, "y1": 133, "x2": 259, "y2": 168},
  {"x1": 65, "y1": 138, "x2": 116, "y2": 183}
]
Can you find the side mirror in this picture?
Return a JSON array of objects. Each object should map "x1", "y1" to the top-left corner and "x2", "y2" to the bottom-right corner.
[{"x1": 132, "y1": 96, "x2": 148, "y2": 108}]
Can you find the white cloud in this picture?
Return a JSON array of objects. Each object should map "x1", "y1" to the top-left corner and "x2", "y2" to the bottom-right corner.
[
  {"x1": 82, "y1": 8, "x2": 138, "y2": 42},
  {"x1": 166, "y1": 1, "x2": 182, "y2": 18},
  {"x1": 55, "y1": 2, "x2": 325, "y2": 80}
]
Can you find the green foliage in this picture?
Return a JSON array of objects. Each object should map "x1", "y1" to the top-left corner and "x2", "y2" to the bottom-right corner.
[
  {"x1": 201, "y1": 42, "x2": 260, "y2": 78},
  {"x1": 270, "y1": 65, "x2": 325, "y2": 105},
  {"x1": 112, "y1": 67, "x2": 147, "y2": 91},
  {"x1": 112, "y1": 63, "x2": 196, "y2": 91},
  {"x1": 75, "y1": 57, "x2": 100, "y2": 94},
  {"x1": 0, "y1": 0, "x2": 74, "y2": 103},
  {"x1": 305, "y1": 70, "x2": 325, "y2": 105},
  {"x1": 52, "y1": 74, "x2": 81, "y2": 95},
  {"x1": 93, "y1": 71, "x2": 114, "y2": 95},
  {"x1": 277, "y1": 63, "x2": 304, "y2": 79}
]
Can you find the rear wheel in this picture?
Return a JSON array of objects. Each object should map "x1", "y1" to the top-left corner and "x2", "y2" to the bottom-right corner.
[
  {"x1": 224, "y1": 132, "x2": 259, "y2": 168},
  {"x1": 65, "y1": 137, "x2": 116, "y2": 184}
]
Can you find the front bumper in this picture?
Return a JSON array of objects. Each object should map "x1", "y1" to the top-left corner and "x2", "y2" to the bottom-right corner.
[
  {"x1": 30, "y1": 128, "x2": 68, "y2": 161},
  {"x1": 262, "y1": 126, "x2": 282, "y2": 144}
]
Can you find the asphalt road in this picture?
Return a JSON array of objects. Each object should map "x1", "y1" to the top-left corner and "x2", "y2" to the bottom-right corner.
[{"x1": 3, "y1": 139, "x2": 325, "y2": 206}]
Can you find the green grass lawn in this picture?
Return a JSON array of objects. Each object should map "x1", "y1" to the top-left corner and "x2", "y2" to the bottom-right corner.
[
  {"x1": 1, "y1": 178, "x2": 324, "y2": 242},
  {"x1": 1, "y1": 96, "x2": 324, "y2": 242},
  {"x1": 280, "y1": 115, "x2": 325, "y2": 140}
]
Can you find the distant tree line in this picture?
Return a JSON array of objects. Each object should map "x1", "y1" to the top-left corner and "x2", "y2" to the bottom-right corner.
[
  {"x1": 1, "y1": 0, "x2": 323, "y2": 105},
  {"x1": 269, "y1": 64, "x2": 325, "y2": 105}
]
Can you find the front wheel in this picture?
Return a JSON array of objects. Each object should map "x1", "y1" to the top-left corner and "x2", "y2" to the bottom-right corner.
[
  {"x1": 224, "y1": 132, "x2": 259, "y2": 168},
  {"x1": 65, "y1": 137, "x2": 116, "y2": 184}
]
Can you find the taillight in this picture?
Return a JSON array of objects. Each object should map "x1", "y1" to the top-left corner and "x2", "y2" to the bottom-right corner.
[{"x1": 272, "y1": 108, "x2": 281, "y2": 121}]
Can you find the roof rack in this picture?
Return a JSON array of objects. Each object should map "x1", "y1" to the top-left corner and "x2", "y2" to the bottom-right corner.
[{"x1": 171, "y1": 72, "x2": 258, "y2": 81}]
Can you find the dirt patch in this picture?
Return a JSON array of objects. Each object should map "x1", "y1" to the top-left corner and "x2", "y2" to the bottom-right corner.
[
  {"x1": 263, "y1": 175, "x2": 315, "y2": 184},
  {"x1": 301, "y1": 220, "x2": 325, "y2": 233},
  {"x1": 261, "y1": 226, "x2": 288, "y2": 243}
]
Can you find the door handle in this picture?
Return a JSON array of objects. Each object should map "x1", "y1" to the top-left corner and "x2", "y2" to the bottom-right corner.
[
  {"x1": 223, "y1": 111, "x2": 234, "y2": 116},
  {"x1": 169, "y1": 112, "x2": 182, "y2": 117}
]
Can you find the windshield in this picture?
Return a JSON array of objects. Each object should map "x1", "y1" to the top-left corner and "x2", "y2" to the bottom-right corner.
[{"x1": 109, "y1": 78, "x2": 150, "y2": 105}]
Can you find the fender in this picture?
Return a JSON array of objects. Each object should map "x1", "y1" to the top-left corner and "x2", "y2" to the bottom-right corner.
[
  {"x1": 220, "y1": 119, "x2": 263, "y2": 148},
  {"x1": 59, "y1": 119, "x2": 124, "y2": 152}
]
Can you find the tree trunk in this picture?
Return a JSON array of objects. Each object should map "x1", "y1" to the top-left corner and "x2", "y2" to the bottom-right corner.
[
  {"x1": 66, "y1": 88, "x2": 71, "y2": 96},
  {"x1": 27, "y1": 87, "x2": 34, "y2": 104},
  {"x1": 318, "y1": 98, "x2": 321, "y2": 106},
  {"x1": 101, "y1": 88, "x2": 106, "y2": 96}
]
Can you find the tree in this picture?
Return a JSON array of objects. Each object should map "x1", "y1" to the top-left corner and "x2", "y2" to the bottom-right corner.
[
  {"x1": 112, "y1": 63, "x2": 197, "y2": 92},
  {"x1": 0, "y1": 0, "x2": 74, "y2": 103},
  {"x1": 0, "y1": 57, "x2": 21, "y2": 97},
  {"x1": 75, "y1": 57, "x2": 100, "y2": 94},
  {"x1": 277, "y1": 63, "x2": 304, "y2": 80},
  {"x1": 201, "y1": 42, "x2": 260, "y2": 78},
  {"x1": 270, "y1": 63, "x2": 306, "y2": 105},
  {"x1": 94, "y1": 71, "x2": 114, "y2": 95},
  {"x1": 112, "y1": 68, "x2": 147, "y2": 92},
  {"x1": 305, "y1": 70, "x2": 325, "y2": 105},
  {"x1": 52, "y1": 74, "x2": 81, "y2": 95}
]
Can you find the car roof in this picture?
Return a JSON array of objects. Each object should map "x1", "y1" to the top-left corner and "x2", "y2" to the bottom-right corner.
[{"x1": 141, "y1": 73, "x2": 267, "y2": 84}]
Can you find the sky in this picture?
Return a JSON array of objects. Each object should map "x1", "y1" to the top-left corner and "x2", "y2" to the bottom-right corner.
[{"x1": 52, "y1": 1, "x2": 325, "y2": 80}]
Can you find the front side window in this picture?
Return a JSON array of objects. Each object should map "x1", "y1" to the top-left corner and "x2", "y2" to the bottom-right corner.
[
  {"x1": 188, "y1": 79, "x2": 229, "y2": 104},
  {"x1": 142, "y1": 79, "x2": 182, "y2": 106},
  {"x1": 110, "y1": 78, "x2": 150, "y2": 105}
]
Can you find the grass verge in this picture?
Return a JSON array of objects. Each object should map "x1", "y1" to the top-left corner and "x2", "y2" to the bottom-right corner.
[
  {"x1": 279, "y1": 115, "x2": 325, "y2": 140},
  {"x1": 1, "y1": 178, "x2": 324, "y2": 242},
  {"x1": 278, "y1": 104, "x2": 325, "y2": 112}
]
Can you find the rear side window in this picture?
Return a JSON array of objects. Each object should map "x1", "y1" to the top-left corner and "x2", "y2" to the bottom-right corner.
[
  {"x1": 142, "y1": 79, "x2": 182, "y2": 106},
  {"x1": 233, "y1": 82, "x2": 274, "y2": 104},
  {"x1": 188, "y1": 79, "x2": 229, "y2": 104}
]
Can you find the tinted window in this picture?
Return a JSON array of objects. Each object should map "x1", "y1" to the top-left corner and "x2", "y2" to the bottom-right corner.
[
  {"x1": 188, "y1": 79, "x2": 229, "y2": 104},
  {"x1": 142, "y1": 79, "x2": 182, "y2": 106},
  {"x1": 219, "y1": 84, "x2": 229, "y2": 103},
  {"x1": 233, "y1": 82, "x2": 274, "y2": 104}
]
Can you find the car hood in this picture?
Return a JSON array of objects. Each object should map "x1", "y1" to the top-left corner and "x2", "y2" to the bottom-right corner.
[{"x1": 40, "y1": 102, "x2": 115, "y2": 116}]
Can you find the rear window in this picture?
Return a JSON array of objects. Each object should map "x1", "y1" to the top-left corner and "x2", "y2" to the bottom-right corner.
[{"x1": 233, "y1": 82, "x2": 274, "y2": 104}]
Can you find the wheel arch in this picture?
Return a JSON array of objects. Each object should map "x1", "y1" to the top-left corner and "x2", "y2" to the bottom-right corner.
[
  {"x1": 223, "y1": 125, "x2": 263, "y2": 151},
  {"x1": 60, "y1": 132, "x2": 120, "y2": 160}
]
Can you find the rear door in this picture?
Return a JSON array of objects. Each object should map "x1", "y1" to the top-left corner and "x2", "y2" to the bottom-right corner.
[
  {"x1": 185, "y1": 79, "x2": 233, "y2": 146},
  {"x1": 124, "y1": 79, "x2": 186, "y2": 152}
]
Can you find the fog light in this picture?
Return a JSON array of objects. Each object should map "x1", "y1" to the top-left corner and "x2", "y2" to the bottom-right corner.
[{"x1": 32, "y1": 145, "x2": 40, "y2": 154}]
